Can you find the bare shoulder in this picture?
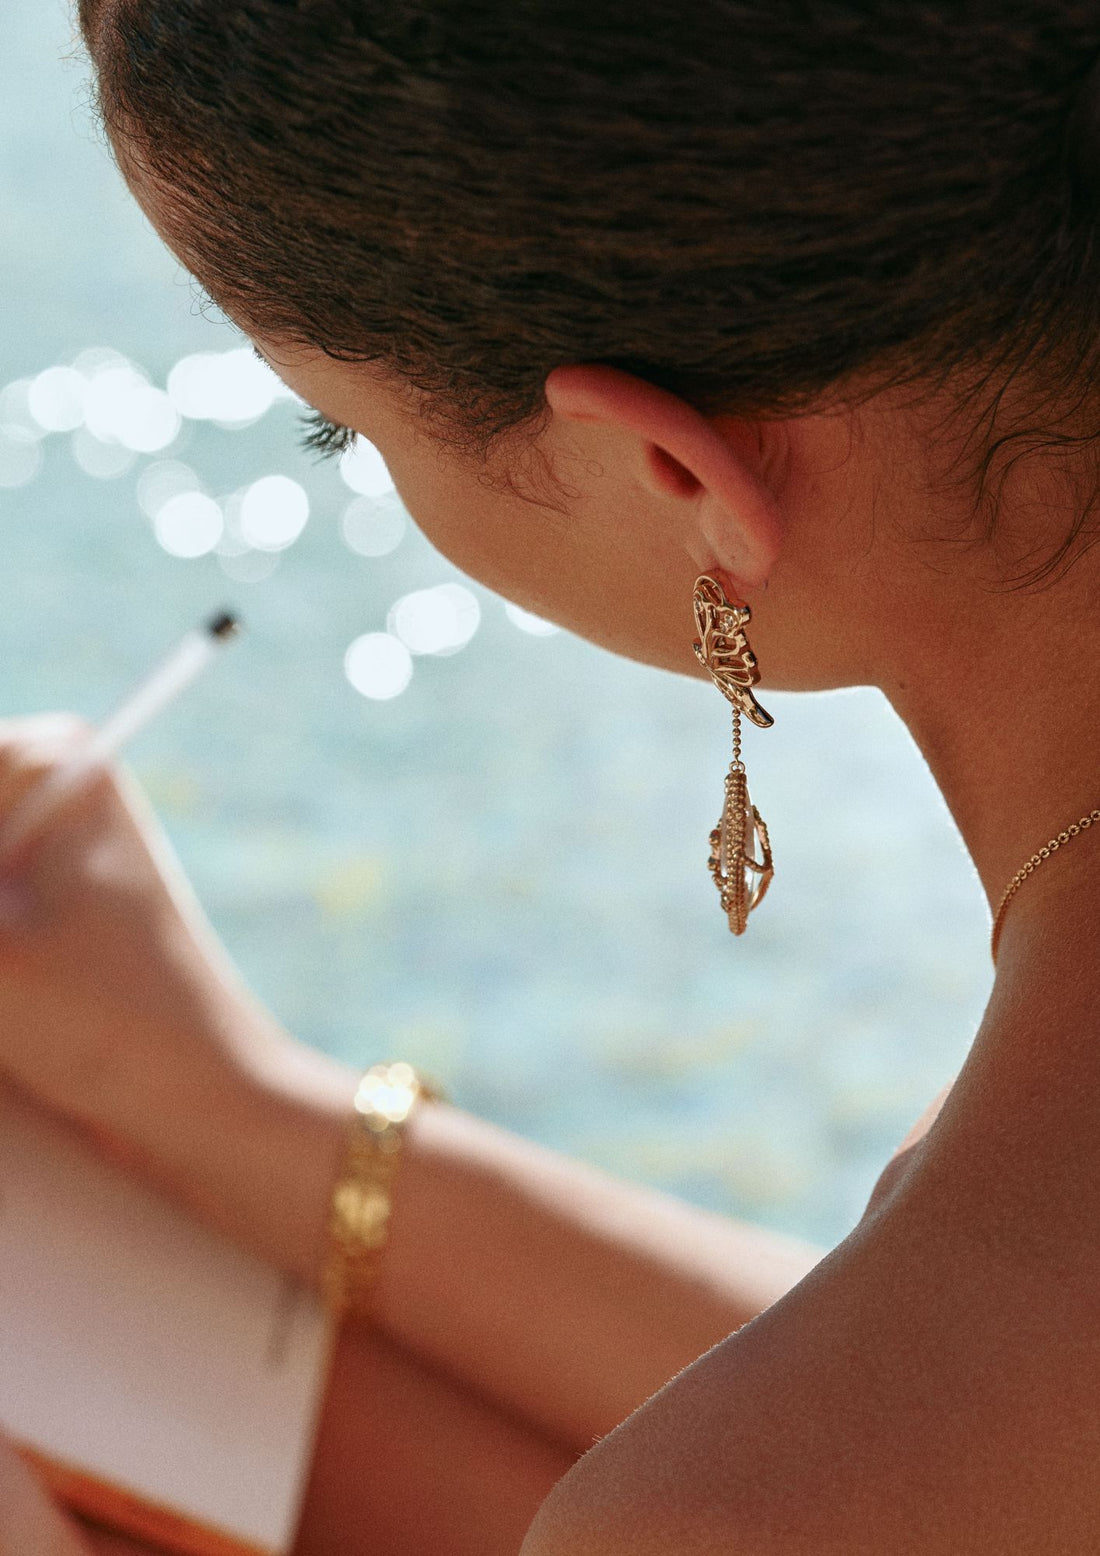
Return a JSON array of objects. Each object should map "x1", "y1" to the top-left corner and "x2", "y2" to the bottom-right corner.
[
  {"x1": 522, "y1": 1168, "x2": 1100, "y2": 1555},
  {"x1": 520, "y1": 1231, "x2": 889, "y2": 1556}
]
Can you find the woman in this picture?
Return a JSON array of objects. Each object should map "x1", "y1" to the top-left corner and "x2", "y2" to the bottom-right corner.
[{"x1": 4, "y1": 3, "x2": 1100, "y2": 1551}]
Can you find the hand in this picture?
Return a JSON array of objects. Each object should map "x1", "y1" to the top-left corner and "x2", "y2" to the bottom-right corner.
[
  {"x1": 0, "y1": 722, "x2": 340, "y2": 1553},
  {"x1": 0, "y1": 714, "x2": 354, "y2": 1282},
  {"x1": 0, "y1": 713, "x2": 291, "y2": 1143}
]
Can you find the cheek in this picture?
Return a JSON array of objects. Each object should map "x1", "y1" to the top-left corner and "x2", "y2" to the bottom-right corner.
[
  {"x1": 392, "y1": 460, "x2": 700, "y2": 672},
  {"x1": 385, "y1": 453, "x2": 579, "y2": 619},
  {"x1": 379, "y1": 435, "x2": 704, "y2": 675}
]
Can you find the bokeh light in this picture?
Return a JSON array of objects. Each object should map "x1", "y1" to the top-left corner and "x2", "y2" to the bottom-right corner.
[
  {"x1": 82, "y1": 362, "x2": 180, "y2": 453},
  {"x1": 137, "y1": 460, "x2": 202, "y2": 519},
  {"x1": 167, "y1": 347, "x2": 289, "y2": 427},
  {"x1": 0, "y1": 380, "x2": 47, "y2": 444},
  {"x1": 70, "y1": 429, "x2": 135, "y2": 480},
  {"x1": 344, "y1": 632, "x2": 414, "y2": 700},
  {"x1": 152, "y1": 491, "x2": 224, "y2": 558},
  {"x1": 388, "y1": 583, "x2": 481, "y2": 656},
  {"x1": 238, "y1": 474, "x2": 309, "y2": 551},
  {"x1": 10, "y1": 343, "x2": 546, "y2": 686},
  {"x1": 339, "y1": 436, "x2": 395, "y2": 498},
  {"x1": 504, "y1": 601, "x2": 560, "y2": 637},
  {"x1": 72, "y1": 346, "x2": 129, "y2": 379},
  {"x1": 27, "y1": 366, "x2": 85, "y2": 432},
  {"x1": 341, "y1": 494, "x2": 407, "y2": 558}
]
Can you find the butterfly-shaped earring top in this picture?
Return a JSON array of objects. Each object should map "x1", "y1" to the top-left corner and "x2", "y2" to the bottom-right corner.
[{"x1": 691, "y1": 575, "x2": 774, "y2": 729}]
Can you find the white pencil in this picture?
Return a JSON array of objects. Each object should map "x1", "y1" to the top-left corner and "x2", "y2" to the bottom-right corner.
[{"x1": 0, "y1": 611, "x2": 242, "y2": 869}]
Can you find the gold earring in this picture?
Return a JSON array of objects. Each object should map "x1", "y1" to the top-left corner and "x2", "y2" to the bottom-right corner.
[{"x1": 692, "y1": 573, "x2": 775, "y2": 935}]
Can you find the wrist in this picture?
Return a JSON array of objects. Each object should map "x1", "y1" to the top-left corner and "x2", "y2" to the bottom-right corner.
[{"x1": 99, "y1": 1008, "x2": 360, "y2": 1287}]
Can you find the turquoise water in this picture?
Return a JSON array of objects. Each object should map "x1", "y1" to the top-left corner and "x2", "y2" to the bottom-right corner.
[{"x1": 1, "y1": 2, "x2": 992, "y2": 1249}]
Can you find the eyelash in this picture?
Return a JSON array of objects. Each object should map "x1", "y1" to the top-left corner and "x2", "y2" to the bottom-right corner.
[{"x1": 298, "y1": 409, "x2": 357, "y2": 459}]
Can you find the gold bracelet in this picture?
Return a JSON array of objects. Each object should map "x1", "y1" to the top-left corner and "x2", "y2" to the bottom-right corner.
[{"x1": 324, "y1": 1061, "x2": 445, "y2": 1320}]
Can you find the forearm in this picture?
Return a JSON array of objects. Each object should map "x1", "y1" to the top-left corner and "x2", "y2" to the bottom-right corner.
[
  {"x1": 294, "y1": 1324, "x2": 573, "y2": 1556},
  {"x1": 105, "y1": 1017, "x2": 825, "y2": 1453},
  {"x1": 372, "y1": 1102, "x2": 824, "y2": 1450}
]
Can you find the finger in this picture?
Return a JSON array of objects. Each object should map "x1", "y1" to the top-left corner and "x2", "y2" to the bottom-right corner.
[
  {"x1": 0, "y1": 720, "x2": 128, "y2": 893},
  {"x1": 0, "y1": 717, "x2": 97, "y2": 823},
  {"x1": 0, "y1": 714, "x2": 94, "y2": 761},
  {"x1": 0, "y1": 1441, "x2": 95, "y2": 1556}
]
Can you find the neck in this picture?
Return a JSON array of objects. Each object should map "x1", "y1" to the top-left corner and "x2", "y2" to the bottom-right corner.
[
  {"x1": 887, "y1": 619, "x2": 1100, "y2": 938},
  {"x1": 877, "y1": 539, "x2": 1100, "y2": 1251}
]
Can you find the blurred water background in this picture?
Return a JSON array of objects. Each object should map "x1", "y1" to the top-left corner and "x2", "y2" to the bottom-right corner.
[{"x1": 1, "y1": 2, "x2": 992, "y2": 1249}]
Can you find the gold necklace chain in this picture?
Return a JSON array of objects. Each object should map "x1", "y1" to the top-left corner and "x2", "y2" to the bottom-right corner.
[{"x1": 990, "y1": 807, "x2": 1100, "y2": 964}]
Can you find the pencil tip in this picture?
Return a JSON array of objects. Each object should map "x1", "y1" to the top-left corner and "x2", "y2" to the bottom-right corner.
[{"x1": 206, "y1": 611, "x2": 243, "y2": 642}]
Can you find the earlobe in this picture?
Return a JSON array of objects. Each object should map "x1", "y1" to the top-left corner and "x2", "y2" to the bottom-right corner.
[
  {"x1": 696, "y1": 467, "x2": 783, "y2": 592},
  {"x1": 545, "y1": 364, "x2": 785, "y2": 590}
]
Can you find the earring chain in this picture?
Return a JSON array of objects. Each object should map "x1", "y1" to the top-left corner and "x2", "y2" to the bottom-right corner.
[{"x1": 730, "y1": 706, "x2": 743, "y2": 772}]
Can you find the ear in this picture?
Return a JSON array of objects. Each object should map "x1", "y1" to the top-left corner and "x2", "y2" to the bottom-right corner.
[{"x1": 544, "y1": 363, "x2": 785, "y2": 590}]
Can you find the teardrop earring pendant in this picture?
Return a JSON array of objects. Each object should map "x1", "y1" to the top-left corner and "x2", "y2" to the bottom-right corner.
[{"x1": 692, "y1": 573, "x2": 775, "y2": 935}]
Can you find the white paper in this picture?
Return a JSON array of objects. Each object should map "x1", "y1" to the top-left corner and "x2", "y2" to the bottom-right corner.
[{"x1": 0, "y1": 1089, "x2": 334, "y2": 1554}]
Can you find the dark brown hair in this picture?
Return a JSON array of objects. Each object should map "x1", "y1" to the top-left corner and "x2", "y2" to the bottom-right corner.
[{"x1": 83, "y1": 1, "x2": 1100, "y2": 579}]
